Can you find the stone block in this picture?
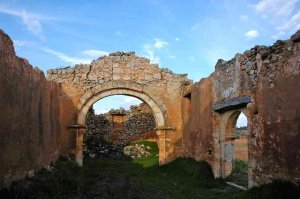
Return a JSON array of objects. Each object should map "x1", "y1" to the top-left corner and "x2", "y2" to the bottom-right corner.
[{"x1": 213, "y1": 96, "x2": 251, "y2": 112}]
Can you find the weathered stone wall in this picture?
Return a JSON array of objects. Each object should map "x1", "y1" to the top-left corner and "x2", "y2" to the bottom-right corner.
[
  {"x1": 0, "y1": 30, "x2": 62, "y2": 188},
  {"x1": 85, "y1": 103, "x2": 156, "y2": 145},
  {"x1": 183, "y1": 31, "x2": 300, "y2": 187},
  {"x1": 47, "y1": 51, "x2": 192, "y2": 165},
  {"x1": 182, "y1": 78, "x2": 215, "y2": 164},
  {"x1": 125, "y1": 103, "x2": 156, "y2": 142}
]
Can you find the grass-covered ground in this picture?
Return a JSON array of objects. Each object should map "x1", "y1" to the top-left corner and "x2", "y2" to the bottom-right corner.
[
  {"x1": 1, "y1": 141, "x2": 299, "y2": 199},
  {"x1": 226, "y1": 160, "x2": 248, "y2": 187}
]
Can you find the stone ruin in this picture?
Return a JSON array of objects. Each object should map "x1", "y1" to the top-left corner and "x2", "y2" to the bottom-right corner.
[
  {"x1": 1, "y1": 28, "x2": 300, "y2": 188},
  {"x1": 83, "y1": 103, "x2": 156, "y2": 159}
]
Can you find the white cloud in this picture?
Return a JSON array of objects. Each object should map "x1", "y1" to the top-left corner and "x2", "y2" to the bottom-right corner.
[
  {"x1": 0, "y1": 6, "x2": 48, "y2": 40},
  {"x1": 245, "y1": 30, "x2": 260, "y2": 39},
  {"x1": 277, "y1": 10, "x2": 300, "y2": 32},
  {"x1": 95, "y1": 109, "x2": 109, "y2": 114},
  {"x1": 153, "y1": 38, "x2": 168, "y2": 49},
  {"x1": 13, "y1": 40, "x2": 33, "y2": 47},
  {"x1": 42, "y1": 48, "x2": 91, "y2": 65},
  {"x1": 175, "y1": 37, "x2": 180, "y2": 42},
  {"x1": 82, "y1": 50, "x2": 109, "y2": 58},
  {"x1": 142, "y1": 44, "x2": 160, "y2": 64},
  {"x1": 124, "y1": 96, "x2": 141, "y2": 104},
  {"x1": 254, "y1": 0, "x2": 297, "y2": 17},
  {"x1": 252, "y1": 0, "x2": 300, "y2": 39},
  {"x1": 0, "y1": 6, "x2": 60, "y2": 40},
  {"x1": 141, "y1": 38, "x2": 169, "y2": 64},
  {"x1": 169, "y1": 55, "x2": 176, "y2": 59},
  {"x1": 0, "y1": 6, "x2": 20, "y2": 16},
  {"x1": 271, "y1": 31, "x2": 285, "y2": 40},
  {"x1": 20, "y1": 10, "x2": 44, "y2": 40}
]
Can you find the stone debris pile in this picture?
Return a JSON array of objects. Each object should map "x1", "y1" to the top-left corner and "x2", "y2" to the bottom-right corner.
[
  {"x1": 123, "y1": 144, "x2": 152, "y2": 159},
  {"x1": 84, "y1": 137, "x2": 128, "y2": 160}
]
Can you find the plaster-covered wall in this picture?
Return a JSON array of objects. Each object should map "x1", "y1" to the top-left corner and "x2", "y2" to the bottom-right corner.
[
  {"x1": 0, "y1": 30, "x2": 62, "y2": 188},
  {"x1": 183, "y1": 31, "x2": 300, "y2": 187}
]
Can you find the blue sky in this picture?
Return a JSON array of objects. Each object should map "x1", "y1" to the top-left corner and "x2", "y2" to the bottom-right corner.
[
  {"x1": 1, "y1": 0, "x2": 299, "y2": 125},
  {"x1": 93, "y1": 95, "x2": 142, "y2": 114}
]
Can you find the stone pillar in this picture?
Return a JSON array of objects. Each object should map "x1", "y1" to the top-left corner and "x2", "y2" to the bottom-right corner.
[
  {"x1": 156, "y1": 129, "x2": 166, "y2": 165},
  {"x1": 156, "y1": 126, "x2": 176, "y2": 165},
  {"x1": 68, "y1": 124, "x2": 86, "y2": 167},
  {"x1": 75, "y1": 128, "x2": 84, "y2": 167}
]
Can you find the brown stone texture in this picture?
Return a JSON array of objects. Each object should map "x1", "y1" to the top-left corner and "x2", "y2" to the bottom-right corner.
[
  {"x1": 85, "y1": 103, "x2": 156, "y2": 145},
  {"x1": 182, "y1": 77, "x2": 215, "y2": 164},
  {"x1": 182, "y1": 35, "x2": 300, "y2": 187},
  {"x1": 0, "y1": 30, "x2": 61, "y2": 188},
  {"x1": 47, "y1": 51, "x2": 192, "y2": 166},
  {"x1": 1, "y1": 26, "x2": 300, "y2": 190}
]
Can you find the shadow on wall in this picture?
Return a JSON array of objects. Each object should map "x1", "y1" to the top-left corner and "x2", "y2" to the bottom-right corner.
[{"x1": 0, "y1": 29, "x2": 78, "y2": 188}]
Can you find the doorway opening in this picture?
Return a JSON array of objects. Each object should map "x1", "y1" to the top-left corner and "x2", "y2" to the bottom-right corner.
[{"x1": 224, "y1": 111, "x2": 248, "y2": 187}]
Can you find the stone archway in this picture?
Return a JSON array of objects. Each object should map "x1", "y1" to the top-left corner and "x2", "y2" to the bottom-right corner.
[
  {"x1": 75, "y1": 87, "x2": 167, "y2": 166},
  {"x1": 47, "y1": 52, "x2": 190, "y2": 168}
]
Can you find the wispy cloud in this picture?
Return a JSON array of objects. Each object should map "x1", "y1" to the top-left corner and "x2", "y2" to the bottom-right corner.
[
  {"x1": 42, "y1": 48, "x2": 91, "y2": 65},
  {"x1": 142, "y1": 38, "x2": 169, "y2": 64},
  {"x1": 142, "y1": 44, "x2": 160, "y2": 64},
  {"x1": 254, "y1": 0, "x2": 297, "y2": 17},
  {"x1": 95, "y1": 109, "x2": 110, "y2": 114},
  {"x1": 245, "y1": 30, "x2": 260, "y2": 39},
  {"x1": 20, "y1": 10, "x2": 44, "y2": 40},
  {"x1": 0, "y1": 5, "x2": 58, "y2": 40},
  {"x1": 271, "y1": 31, "x2": 285, "y2": 40},
  {"x1": 253, "y1": 0, "x2": 299, "y2": 39},
  {"x1": 123, "y1": 96, "x2": 141, "y2": 104},
  {"x1": 0, "y1": 5, "x2": 60, "y2": 40},
  {"x1": 153, "y1": 38, "x2": 168, "y2": 49},
  {"x1": 82, "y1": 50, "x2": 109, "y2": 58},
  {"x1": 175, "y1": 37, "x2": 180, "y2": 42},
  {"x1": 277, "y1": 10, "x2": 300, "y2": 32},
  {"x1": 13, "y1": 40, "x2": 34, "y2": 47}
]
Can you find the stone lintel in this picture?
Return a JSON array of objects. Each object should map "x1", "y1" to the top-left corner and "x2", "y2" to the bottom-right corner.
[
  {"x1": 155, "y1": 126, "x2": 176, "y2": 131},
  {"x1": 213, "y1": 96, "x2": 251, "y2": 112},
  {"x1": 67, "y1": 124, "x2": 86, "y2": 129}
]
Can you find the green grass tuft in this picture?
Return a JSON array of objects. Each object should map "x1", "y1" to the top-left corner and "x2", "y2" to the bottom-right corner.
[
  {"x1": 1, "y1": 141, "x2": 299, "y2": 199},
  {"x1": 130, "y1": 140, "x2": 159, "y2": 167}
]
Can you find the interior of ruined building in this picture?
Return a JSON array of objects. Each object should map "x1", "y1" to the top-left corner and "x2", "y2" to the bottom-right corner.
[
  {"x1": 1, "y1": 28, "x2": 300, "y2": 195},
  {"x1": 83, "y1": 102, "x2": 157, "y2": 160}
]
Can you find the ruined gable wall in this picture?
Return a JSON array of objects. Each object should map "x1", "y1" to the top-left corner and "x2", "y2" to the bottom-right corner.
[
  {"x1": 0, "y1": 30, "x2": 62, "y2": 188},
  {"x1": 183, "y1": 32, "x2": 300, "y2": 186},
  {"x1": 47, "y1": 52, "x2": 192, "y2": 162}
]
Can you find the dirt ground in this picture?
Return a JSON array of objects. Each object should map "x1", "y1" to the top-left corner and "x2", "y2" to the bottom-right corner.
[{"x1": 235, "y1": 138, "x2": 248, "y2": 161}]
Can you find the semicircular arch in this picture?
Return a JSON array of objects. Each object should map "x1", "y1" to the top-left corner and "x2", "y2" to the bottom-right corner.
[{"x1": 78, "y1": 88, "x2": 165, "y2": 127}]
